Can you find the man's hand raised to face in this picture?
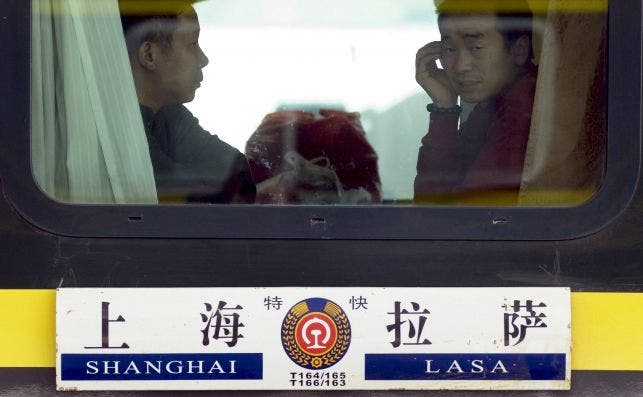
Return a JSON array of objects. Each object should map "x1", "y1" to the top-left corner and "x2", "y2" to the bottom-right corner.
[{"x1": 415, "y1": 41, "x2": 458, "y2": 108}]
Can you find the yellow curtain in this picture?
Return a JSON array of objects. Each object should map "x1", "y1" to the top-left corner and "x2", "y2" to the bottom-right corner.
[{"x1": 519, "y1": 0, "x2": 607, "y2": 206}]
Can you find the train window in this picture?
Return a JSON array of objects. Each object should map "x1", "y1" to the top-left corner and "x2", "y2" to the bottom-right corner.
[
  {"x1": 30, "y1": 0, "x2": 606, "y2": 206},
  {"x1": 2, "y1": 0, "x2": 639, "y2": 238}
]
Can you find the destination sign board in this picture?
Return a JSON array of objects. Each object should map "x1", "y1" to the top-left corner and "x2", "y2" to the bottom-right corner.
[{"x1": 56, "y1": 288, "x2": 570, "y2": 391}]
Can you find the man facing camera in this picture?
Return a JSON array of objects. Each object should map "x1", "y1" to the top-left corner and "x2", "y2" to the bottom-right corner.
[
  {"x1": 414, "y1": 0, "x2": 537, "y2": 204},
  {"x1": 119, "y1": 0, "x2": 255, "y2": 203}
]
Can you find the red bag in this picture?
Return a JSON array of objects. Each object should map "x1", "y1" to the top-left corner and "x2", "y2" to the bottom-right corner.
[{"x1": 246, "y1": 109, "x2": 381, "y2": 204}]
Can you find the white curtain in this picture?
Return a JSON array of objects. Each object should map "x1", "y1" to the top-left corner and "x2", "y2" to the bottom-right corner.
[{"x1": 31, "y1": 0, "x2": 158, "y2": 204}]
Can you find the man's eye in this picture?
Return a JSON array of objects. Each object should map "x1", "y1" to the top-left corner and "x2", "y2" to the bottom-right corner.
[
  {"x1": 471, "y1": 46, "x2": 483, "y2": 52},
  {"x1": 441, "y1": 47, "x2": 456, "y2": 56}
]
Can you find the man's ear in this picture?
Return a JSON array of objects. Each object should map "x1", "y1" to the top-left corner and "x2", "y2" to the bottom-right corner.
[
  {"x1": 511, "y1": 35, "x2": 531, "y2": 66},
  {"x1": 136, "y1": 41, "x2": 159, "y2": 71}
]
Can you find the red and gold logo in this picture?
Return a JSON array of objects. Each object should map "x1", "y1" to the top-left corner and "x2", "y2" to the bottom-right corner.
[{"x1": 282, "y1": 298, "x2": 351, "y2": 370}]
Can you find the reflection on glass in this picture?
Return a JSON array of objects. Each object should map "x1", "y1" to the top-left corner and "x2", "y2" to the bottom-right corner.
[
  {"x1": 31, "y1": 0, "x2": 606, "y2": 206},
  {"x1": 190, "y1": 0, "x2": 435, "y2": 203}
]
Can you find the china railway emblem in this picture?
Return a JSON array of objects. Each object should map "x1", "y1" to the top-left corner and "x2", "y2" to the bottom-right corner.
[{"x1": 281, "y1": 298, "x2": 351, "y2": 370}]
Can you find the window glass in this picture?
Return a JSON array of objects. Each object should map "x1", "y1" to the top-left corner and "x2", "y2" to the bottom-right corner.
[{"x1": 31, "y1": 0, "x2": 607, "y2": 206}]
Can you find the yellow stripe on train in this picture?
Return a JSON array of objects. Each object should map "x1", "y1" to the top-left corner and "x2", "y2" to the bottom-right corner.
[{"x1": 0, "y1": 290, "x2": 640, "y2": 370}]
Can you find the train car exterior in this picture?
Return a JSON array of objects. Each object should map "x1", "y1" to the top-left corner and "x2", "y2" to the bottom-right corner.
[{"x1": 0, "y1": 0, "x2": 641, "y2": 395}]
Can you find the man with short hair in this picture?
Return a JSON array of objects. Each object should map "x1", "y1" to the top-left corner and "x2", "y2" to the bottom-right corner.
[
  {"x1": 414, "y1": 0, "x2": 537, "y2": 204},
  {"x1": 119, "y1": 0, "x2": 255, "y2": 203}
]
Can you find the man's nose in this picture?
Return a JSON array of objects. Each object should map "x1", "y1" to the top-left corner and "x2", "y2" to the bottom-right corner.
[
  {"x1": 453, "y1": 50, "x2": 474, "y2": 74},
  {"x1": 199, "y1": 47, "x2": 209, "y2": 68}
]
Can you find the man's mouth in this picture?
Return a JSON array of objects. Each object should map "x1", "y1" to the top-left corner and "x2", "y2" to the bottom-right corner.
[
  {"x1": 458, "y1": 80, "x2": 480, "y2": 88},
  {"x1": 195, "y1": 73, "x2": 204, "y2": 88}
]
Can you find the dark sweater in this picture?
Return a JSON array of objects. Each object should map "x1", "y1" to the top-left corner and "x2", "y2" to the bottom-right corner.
[
  {"x1": 414, "y1": 65, "x2": 537, "y2": 204},
  {"x1": 141, "y1": 105, "x2": 256, "y2": 204}
]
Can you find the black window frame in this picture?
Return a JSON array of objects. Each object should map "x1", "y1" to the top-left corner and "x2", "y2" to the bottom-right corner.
[{"x1": 0, "y1": 0, "x2": 640, "y2": 241}]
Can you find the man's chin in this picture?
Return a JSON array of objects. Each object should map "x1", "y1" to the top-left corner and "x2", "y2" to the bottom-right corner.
[{"x1": 181, "y1": 92, "x2": 197, "y2": 104}]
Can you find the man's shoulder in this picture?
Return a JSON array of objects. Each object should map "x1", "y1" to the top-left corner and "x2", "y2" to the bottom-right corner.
[
  {"x1": 157, "y1": 105, "x2": 245, "y2": 159},
  {"x1": 481, "y1": 65, "x2": 538, "y2": 143},
  {"x1": 158, "y1": 105, "x2": 216, "y2": 140},
  {"x1": 157, "y1": 104, "x2": 199, "y2": 126},
  {"x1": 497, "y1": 65, "x2": 538, "y2": 113}
]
